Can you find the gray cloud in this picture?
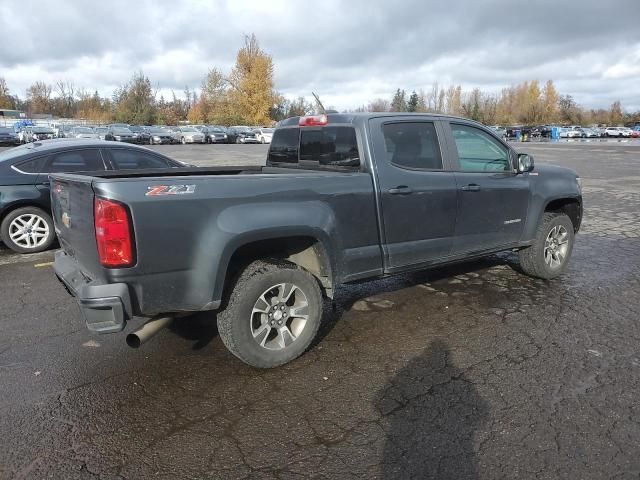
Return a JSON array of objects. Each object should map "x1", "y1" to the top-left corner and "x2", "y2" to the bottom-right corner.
[{"x1": 1, "y1": 0, "x2": 639, "y2": 110}]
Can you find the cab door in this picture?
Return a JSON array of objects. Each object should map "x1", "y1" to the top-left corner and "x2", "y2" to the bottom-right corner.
[
  {"x1": 443, "y1": 122, "x2": 530, "y2": 254},
  {"x1": 369, "y1": 117, "x2": 458, "y2": 270}
]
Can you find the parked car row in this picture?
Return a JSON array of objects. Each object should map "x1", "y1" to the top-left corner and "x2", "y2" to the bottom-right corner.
[
  {"x1": 51, "y1": 124, "x2": 276, "y2": 145},
  {"x1": 492, "y1": 124, "x2": 640, "y2": 139}
]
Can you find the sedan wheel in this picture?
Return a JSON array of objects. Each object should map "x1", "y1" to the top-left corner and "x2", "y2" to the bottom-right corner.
[{"x1": 1, "y1": 207, "x2": 55, "y2": 254}]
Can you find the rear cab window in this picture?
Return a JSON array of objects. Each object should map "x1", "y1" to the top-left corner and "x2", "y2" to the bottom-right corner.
[{"x1": 268, "y1": 125, "x2": 360, "y2": 170}]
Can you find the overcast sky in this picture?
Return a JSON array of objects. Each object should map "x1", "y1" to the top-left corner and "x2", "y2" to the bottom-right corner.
[{"x1": 1, "y1": 0, "x2": 639, "y2": 111}]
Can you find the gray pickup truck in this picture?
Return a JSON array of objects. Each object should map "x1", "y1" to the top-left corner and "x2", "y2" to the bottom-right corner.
[{"x1": 52, "y1": 113, "x2": 582, "y2": 368}]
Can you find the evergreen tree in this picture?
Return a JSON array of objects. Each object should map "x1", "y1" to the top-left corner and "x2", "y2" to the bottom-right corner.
[
  {"x1": 407, "y1": 91, "x2": 419, "y2": 112},
  {"x1": 391, "y1": 89, "x2": 407, "y2": 112}
]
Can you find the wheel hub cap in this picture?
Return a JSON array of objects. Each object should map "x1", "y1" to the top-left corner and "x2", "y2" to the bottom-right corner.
[
  {"x1": 8, "y1": 214, "x2": 49, "y2": 249},
  {"x1": 544, "y1": 225, "x2": 569, "y2": 269},
  {"x1": 250, "y1": 283, "x2": 309, "y2": 351}
]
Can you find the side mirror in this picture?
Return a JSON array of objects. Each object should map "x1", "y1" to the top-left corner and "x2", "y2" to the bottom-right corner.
[{"x1": 517, "y1": 153, "x2": 534, "y2": 173}]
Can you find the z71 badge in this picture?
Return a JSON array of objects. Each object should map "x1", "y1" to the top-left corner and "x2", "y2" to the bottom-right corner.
[{"x1": 146, "y1": 185, "x2": 196, "y2": 196}]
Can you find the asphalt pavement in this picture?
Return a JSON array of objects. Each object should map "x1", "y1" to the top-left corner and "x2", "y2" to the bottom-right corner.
[{"x1": 1, "y1": 142, "x2": 639, "y2": 479}]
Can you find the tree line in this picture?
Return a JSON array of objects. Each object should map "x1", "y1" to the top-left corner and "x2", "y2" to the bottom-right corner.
[
  {"x1": 355, "y1": 81, "x2": 636, "y2": 126},
  {"x1": 0, "y1": 37, "x2": 637, "y2": 127}
]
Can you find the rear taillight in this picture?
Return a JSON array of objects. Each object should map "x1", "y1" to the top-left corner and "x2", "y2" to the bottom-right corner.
[{"x1": 94, "y1": 197, "x2": 135, "y2": 268}]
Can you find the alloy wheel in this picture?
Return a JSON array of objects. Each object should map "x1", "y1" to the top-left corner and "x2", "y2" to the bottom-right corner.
[{"x1": 250, "y1": 283, "x2": 310, "y2": 351}]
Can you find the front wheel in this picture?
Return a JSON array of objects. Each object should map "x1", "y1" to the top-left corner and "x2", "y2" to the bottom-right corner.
[
  {"x1": 518, "y1": 212, "x2": 575, "y2": 279},
  {"x1": 0, "y1": 206, "x2": 55, "y2": 254},
  {"x1": 217, "y1": 260, "x2": 323, "y2": 368}
]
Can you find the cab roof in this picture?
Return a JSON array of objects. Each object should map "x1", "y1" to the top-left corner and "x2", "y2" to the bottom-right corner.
[{"x1": 277, "y1": 112, "x2": 480, "y2": 128}]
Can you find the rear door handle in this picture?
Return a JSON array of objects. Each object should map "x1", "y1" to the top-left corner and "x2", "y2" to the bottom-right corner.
[
  {"x1": 388, "y1": 186, "x2": 413, "y2": 195},
  {"x1": 461, "y1": 184, "x2": 481, "y2": 192}
]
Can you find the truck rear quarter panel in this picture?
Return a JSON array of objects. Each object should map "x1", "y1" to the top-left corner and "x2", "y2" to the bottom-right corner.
[{"x1": 92, "y1": 172, "x2": 381, "y2": 314}]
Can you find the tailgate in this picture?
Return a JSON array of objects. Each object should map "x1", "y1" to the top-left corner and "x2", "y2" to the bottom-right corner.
[{"x1": 50, "y1": 174, "x2": 103, "y2": 280}]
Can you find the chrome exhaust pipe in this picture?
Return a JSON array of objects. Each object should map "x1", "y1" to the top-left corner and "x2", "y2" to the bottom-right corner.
[{"x1": 126, "y1": 316, "x2": 173, "y2": 348}]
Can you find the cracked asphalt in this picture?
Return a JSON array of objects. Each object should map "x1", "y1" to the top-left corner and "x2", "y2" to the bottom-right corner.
[{"x1": 1, "y1": 142, "x2": 639, "y2": 479}]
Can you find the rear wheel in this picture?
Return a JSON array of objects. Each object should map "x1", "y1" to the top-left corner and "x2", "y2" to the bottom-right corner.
[
  {"x1": 518, "y1": 212, "x2": 574, "y2": 279},
  {"x1": 217, "y1": 260, "x2": 323, "y2": 368},
  {"x1": 1, "y1": 207, "x2": 55, "y2": 254}
]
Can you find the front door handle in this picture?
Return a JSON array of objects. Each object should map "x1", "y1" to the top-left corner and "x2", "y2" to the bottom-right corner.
[
  {"x1": 461, "y1": 184, "x2": 481, "y2": 192},
  {"x1": 388, "y1": 186, "x2": 413, "y2": 195}
]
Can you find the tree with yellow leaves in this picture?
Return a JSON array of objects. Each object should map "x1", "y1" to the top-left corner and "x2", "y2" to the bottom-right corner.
[{"x1": 227, "y1": 34, "x2": 275, "y2": 126}]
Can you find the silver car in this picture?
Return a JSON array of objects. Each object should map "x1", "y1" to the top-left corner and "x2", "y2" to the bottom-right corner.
[
  {"x1": 177, "y1": 126, "x2": 205, "y2": 144},
  {"x1": 71, "y1": 126, "x2": 100, "y2": 139},
  {"x1": 23, "y1": 126, "x2": 55, "y2": 142}
]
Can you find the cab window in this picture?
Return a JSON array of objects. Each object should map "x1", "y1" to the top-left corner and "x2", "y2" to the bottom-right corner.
[
  {"x1": 451, "y1": 124, "x2": 511, "y2": 172},
  {"x1": 382, "y1": 122, "x2": 443, "y2": 170},
  {"x1": 299, "y1": 126, "x2": 360, "y2": 169},
  {"x1": 268, "y1": 127, "x2": 300, "y2": 164}
]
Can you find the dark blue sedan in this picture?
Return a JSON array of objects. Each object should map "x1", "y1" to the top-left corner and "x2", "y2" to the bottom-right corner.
[{"x1": 0, "y1": 139, "x2": 189, "y2": 253}]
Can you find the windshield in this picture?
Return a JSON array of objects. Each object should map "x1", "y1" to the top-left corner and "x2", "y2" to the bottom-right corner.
[
  {"x1": 128, "y1": 126, "x2": 142, "y2": 132},
  {"x1": 261, "y1": 128, "x2": 274, "y2": 133},
  {"x1": 95, "y1": 127, "x2": 108, "y2": 133},
  {"x1": 112, "y1": 128, "x2": 132, "y2": 134},
  {"x1": 181, "y1": 127, "x2": 198, "y2": 132},
  {"x1": 73, "y1": 127, "x2": 94, "y2": 134},
  {"x1": 33, "y1": 127, "x2": 53, "y2": 133},
  {"x1": 148, "y1": 128, "x2": 168, "y2": 134},
  {"x1": 0, "y1": 127, "x2": 11, "y2": 133}
]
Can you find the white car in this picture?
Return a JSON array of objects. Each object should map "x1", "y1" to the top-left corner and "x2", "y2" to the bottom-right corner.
[
  {"x1": 255, "y1": 128, "x2": 274, "y2": 144},
  {"x1": 604, "y1": 127, "x2": 630, "y2": 138},
  {"x1": 577, "y1": 127, "x2": 599, "y2": 138},
  {"x1": 560, "y1": 128, "x2": 582, "y2": 138}
]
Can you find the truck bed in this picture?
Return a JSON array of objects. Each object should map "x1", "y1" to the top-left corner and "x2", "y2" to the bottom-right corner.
[{"x1": 50, "y1": 165, "x2": 382, "y2": 317}]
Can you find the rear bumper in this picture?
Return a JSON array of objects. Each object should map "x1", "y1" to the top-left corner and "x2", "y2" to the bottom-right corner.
[{"x1": 54, "y1": 250, "x2": 133, "y2": 334}]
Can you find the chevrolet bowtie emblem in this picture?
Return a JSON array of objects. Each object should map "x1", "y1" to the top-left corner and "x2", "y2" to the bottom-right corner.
[{"x1": 62, "y1": 212, "x2": 71, "y2": 228}]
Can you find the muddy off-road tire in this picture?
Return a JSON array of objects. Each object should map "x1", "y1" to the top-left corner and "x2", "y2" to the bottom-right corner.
[
  {"x1": 519, "y1": 212, "x2": 575, "y2": 279},
  {"x1": 217, "y1": 260, "x2": 323, "y2": 368}
]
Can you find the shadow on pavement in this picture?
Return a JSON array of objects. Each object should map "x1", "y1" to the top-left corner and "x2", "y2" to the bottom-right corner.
[
  {"x1": 168, "y1": 311, "x2": 218, "y2": 350},
  {"x1": 376, "y1": 339, "x2": 488, "y2": 479}
]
